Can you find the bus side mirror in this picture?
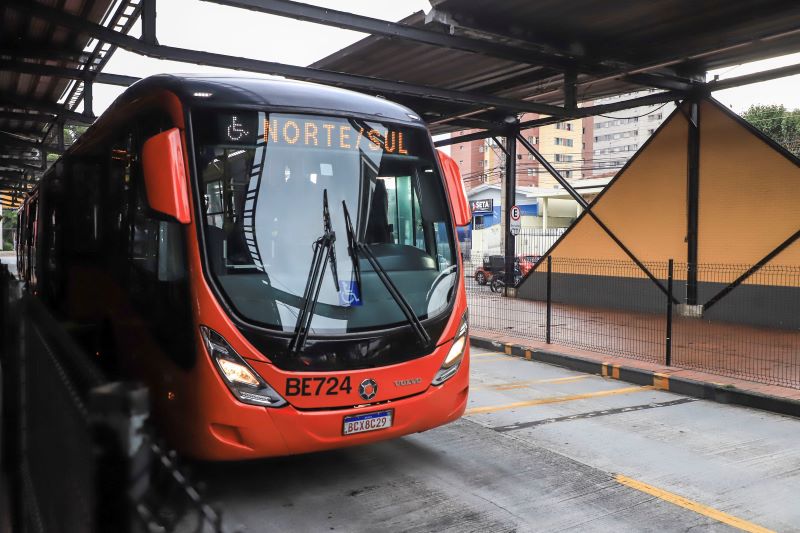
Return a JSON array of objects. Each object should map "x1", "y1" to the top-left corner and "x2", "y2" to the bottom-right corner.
[
  {"x1": 436, "y1": 149, "x2": 471, "y2": 227},
  {"x1": 142, "y1": 128, "x2": 191, "y2": 224}
]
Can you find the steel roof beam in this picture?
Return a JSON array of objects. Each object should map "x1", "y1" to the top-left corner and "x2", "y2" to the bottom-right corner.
[
  {"x1": 0, "y1": 172, "x2": 33, "y2": 181},
  {"x1": 0, "y1": 45, "x2": 89, "y2": 63},
  {"x1": 11, "y1": 0, "x2": 575, "y2": 117},
  {"x1": 204, "y1": 0, "x2": 590, "y2": 74},
  {"x1": 0, "y1": 173, "x2": 36, "y2": 185},
  {"x1": 708, "y1": 62, "x2": 800, "y2": 91},
  {"x1": 0, "y1": 128, "x2": 47, "y2": 141},
  {"x1": 0, "y1": 92, "x2": 95, "y2": 124},
  {"x1": 0, "y1": 110, "x2": 58, "y2": 123},
  {"x1": 0, "y1": 139, "x2": 63, "y2": 155},
  {"x1": 434, "y1": 89, "x2": 683, "y2": 147},
  {"x1": 0, "y1": 158, "x2": 44, "y2": 171},
  {"x1": 207, "y1": 0, "x2": 705, "y2": 95},
  {"x1": 0, "y1": 60, "x2": 140, "y2": 87},
  {"x1": 624, "y1": 72, "x2": 698, "y2": 92}
]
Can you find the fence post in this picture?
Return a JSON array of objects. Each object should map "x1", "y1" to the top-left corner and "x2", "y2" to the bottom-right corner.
[
  {"x1": 546, "y1": 256, "x2": 552, "y2": 344},
  {"x1": 666, "y1": 259, "x2": 673, "y2": 366},
  {"x1": 89, "y1": 382, "x2": 150, "y2": 533}
]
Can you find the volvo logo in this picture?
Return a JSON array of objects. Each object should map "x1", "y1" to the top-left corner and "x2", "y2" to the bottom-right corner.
[
  {"x1": 358, "y1": 379, "x2": 378, "y2": 401},
  {"x1": 394, "y1": 378, "x2": 422, "y2": 387}
]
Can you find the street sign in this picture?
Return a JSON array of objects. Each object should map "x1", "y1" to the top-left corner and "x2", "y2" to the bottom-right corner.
[
  {"x1": 470, "y1": 199, "x2": 494, "y2": 214},
  {"x1": 509, "y1": 205, "x2": 521, "y2": 235}
]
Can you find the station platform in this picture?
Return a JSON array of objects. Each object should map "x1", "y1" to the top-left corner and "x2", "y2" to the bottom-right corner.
[{"x1": 471, "y1": 327, "x2": 800, "y2": 419}]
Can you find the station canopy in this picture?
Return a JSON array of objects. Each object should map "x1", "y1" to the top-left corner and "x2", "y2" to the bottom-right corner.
[
  {"x1": 3, "y1": 0, "x2": 800, "y2": 202},
  {"x1": 1, "y1": 0, "x2": 140, "y2": 204},
  {"x1": 313, "y1": 0, "x2": 800, "y2": 133}
]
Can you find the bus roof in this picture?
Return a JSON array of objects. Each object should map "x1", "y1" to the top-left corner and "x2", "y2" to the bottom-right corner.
[
  {"x1": 122, "y1": 74, "x2": 425, "y2": 126},
  {"x1": 22, "y1": 74, "x2": 429, "y2": 198}
]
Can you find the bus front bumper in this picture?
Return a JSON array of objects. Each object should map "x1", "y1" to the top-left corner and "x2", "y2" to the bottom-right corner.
[{"x1": 187, "y1": 357, "x2": 469, "y2": 461}]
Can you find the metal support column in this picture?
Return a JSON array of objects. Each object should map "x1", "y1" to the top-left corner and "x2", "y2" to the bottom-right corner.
[
  {"x1": 56, "y1": 119, "x2": 65, "y2": 152},
  {"x1": 666, "y1": 259, "x2": 673, "y2": 366},
  {"x1": 142, "y1": 0, "x2": 158, "y2": 45},
  {"x1": 503, "y1": 126, "x2": 518, "y2": 292},
  {"x1": 686, "y1": 101, "x2": 700, "y2": 305},
  {"x1": 564, "y1": 71, "x2": 577, "y2": 112},
  {"x1": 83, "y1": 81, "x2": 93, "y2": 118}
]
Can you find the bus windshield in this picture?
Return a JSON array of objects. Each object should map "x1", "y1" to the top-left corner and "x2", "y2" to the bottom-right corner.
[{"x1": 192, "y1": 110, "x2": 457, "y2": 335}]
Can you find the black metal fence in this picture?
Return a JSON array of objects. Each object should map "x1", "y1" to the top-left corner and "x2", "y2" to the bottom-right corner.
[
  {"x1": 0, "y1": 264, "x2": 233, "y2": 533},
  {"x1": 464, "y1": 255, "x2": 800, "y2": 389}
]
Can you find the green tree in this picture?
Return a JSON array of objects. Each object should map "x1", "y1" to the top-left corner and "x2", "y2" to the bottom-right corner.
[
  {"x1": 65, "y1": 124, "x2": 89, "y2": 146},
  {"x1": 741, "y1": 104, "x2": 800, "y2": 155}
]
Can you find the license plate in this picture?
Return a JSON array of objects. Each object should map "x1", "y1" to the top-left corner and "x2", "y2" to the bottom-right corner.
[{"x1": 343, "y1": 409, "x2": 393, "y2": 436}]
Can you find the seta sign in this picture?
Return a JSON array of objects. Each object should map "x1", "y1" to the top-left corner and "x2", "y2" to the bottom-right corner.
[{"x1": 470, "y1": 199, "x2": 494, "y2": 214}]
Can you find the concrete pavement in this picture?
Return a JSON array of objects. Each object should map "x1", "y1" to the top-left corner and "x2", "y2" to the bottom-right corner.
[{"x1": 184, "y1": 346, "x2": 799, "y2": 532}]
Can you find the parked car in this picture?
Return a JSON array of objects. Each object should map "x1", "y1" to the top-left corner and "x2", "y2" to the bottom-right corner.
[
  {"x1": 474, "y1": 254, "x2": 540, "y2": 285},
  {"x1": 517, "y1": 254, "x2": 541, "y2": 275},
  {"x1": 474, "y1": 255, "x2": 504, "y2": 285}
]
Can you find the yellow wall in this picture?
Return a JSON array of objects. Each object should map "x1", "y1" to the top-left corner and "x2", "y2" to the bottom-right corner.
[
  {"x1": 532, "y1": 98, "x2": 800, "y2": 283},
  {"x1": 698, "y1": 100, "x2": 800, "y2": 268},
  {"x1": 541, "y1": 108, "x2": 688, "y2": 273}
]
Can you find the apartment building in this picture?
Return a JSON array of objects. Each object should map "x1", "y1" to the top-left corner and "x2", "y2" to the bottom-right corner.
[
  {"x1": 590, "y1": 92, "x2": 676, "y2": 176},
  {"x1": 450, "y1": 115, "x2": 592, "y2": 190}
]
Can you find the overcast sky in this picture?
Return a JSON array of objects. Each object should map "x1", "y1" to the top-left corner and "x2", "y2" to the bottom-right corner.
[{"x1": 87, "y1": 0, "x2": 800, "y2": 118}]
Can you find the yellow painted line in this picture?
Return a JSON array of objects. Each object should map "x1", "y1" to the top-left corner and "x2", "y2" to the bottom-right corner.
[
  {"x1": 492, "y1": 375, "x2": 591, "y2": 390},
  {"x1": 471, "y1": 352, "x2": 508, "y2": 358},
  {"x1": 465, "y1": 385, "x2": 652, "y2": 415},
  {"x1": 615, "y1": 475, "x2": 774, "y2": 533},
  {"x1": 471, "y1": 375, "x2": 591, "y2": 391}
]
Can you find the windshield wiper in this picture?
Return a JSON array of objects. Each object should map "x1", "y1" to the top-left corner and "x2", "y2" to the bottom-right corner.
[
  {"x1": 341, "y1": 198, "x2": 362, "y2": 305},
  {"x1": 341, "y1": 200, "x2": 432, "y2": 348},
  {"x1": 288, "y1": 189, "x2": 337, "y2": 355}
]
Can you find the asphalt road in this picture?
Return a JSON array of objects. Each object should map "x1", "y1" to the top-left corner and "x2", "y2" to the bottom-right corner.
[{"x1": 186, "y1": 346, "x2": 799, "y2": 533}]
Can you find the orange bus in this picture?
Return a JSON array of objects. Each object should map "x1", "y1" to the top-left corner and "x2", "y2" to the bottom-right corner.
[{"x1": 17, "y1": 75, "x2": 471, "y2": 460}]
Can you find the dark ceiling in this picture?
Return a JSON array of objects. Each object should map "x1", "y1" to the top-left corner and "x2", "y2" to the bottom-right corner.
[{"x1": 0, "y1": 0, "x2": 139, "y2": 206}]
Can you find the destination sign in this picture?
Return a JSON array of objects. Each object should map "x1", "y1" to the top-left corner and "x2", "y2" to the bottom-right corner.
[
  {"x1": 263, "y1": 118, "x2": 409, "y2": 154},
  {"x1": 209, "y1": 111, "x2": 415, "y2": 156}
]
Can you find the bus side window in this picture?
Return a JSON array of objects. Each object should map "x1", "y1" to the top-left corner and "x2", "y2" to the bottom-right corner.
[
  {"x1": 157, "y1": 221, "x2": 185, "y2": 282},
  {"x1": 108, "y1": 134, "x2": 134, "y2": 276},
  {"x1": 130, "y1": 114, "x2": 193, "y2": 368},
  {"x1": 130, "y1": 179, "x2": 160, "y2": 277},
  {"x1": 68, "y1": 158, "x2": 103, "y2": 259}
]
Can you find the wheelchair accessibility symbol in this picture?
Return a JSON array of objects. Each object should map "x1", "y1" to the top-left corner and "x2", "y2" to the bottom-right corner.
[
  {"x1": 226, "y1": 115, "x2": 249, "y2": 141},
  {"x1": 339, "y1": 280, "x2": 362, "y2": 307}
]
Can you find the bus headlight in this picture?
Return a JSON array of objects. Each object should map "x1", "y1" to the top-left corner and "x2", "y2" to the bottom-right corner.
[
  {"x1": 200, "y1": 326, "x2": 286, "y2": 407},
  {"x1": 432, "y1": 311, "x2": 468, "y2": 386}
]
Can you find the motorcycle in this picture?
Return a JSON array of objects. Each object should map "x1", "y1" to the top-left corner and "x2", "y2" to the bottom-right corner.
[{"x1": 489, "y1": 266, "x2": 522, "y2": 293}]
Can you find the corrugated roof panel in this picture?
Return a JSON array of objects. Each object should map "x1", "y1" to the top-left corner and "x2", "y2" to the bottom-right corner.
[{"x1": 314, "y1": 0, "x2": 800, "y2": 133}]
